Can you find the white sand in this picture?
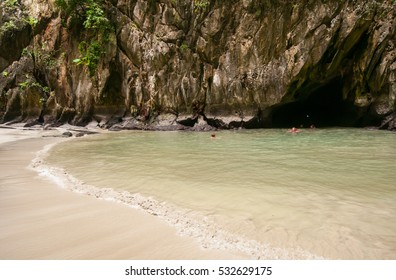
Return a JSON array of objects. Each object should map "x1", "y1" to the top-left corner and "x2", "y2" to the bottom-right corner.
[{"x1": 0, "y1": 127, "x2": 245, "y2": 259}]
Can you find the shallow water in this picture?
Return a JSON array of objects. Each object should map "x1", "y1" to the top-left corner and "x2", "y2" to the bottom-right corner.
[{"x1": 46, "y1": 128, "x2": 396, "y2": 259}]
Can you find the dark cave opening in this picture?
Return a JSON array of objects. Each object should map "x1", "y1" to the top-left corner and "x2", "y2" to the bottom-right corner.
[
  {"x1": 271, "y1": 77, "x2": 360, "y2": 128},
  {"x1": 102, "y1": 70, "x2": 123, "y2": 105}
]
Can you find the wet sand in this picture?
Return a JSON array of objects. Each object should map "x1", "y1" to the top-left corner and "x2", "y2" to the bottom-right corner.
[{"x1": 0, "y1": 127, "x2": 244, "y2": 259}]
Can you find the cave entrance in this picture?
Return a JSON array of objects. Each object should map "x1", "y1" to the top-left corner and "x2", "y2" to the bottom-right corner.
[{"x1": 271, "y1": 77, "x2": 358, "y2": 128}]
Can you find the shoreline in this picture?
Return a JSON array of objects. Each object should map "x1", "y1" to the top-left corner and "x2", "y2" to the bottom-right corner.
[
  {"x1": 0, "y1": 127, "x2": 245, "y2": 259},
  {"x1": 30, "y1": 127, "x2": 323, "y2": 260},
  {"x1": 36, "y1": 148, "x2": 315, "y2": 260},
  {"x1": 2, "y1": 126, "x2": 393, "y2": 259},
  {"x1": 32, "y1": 132, "x2": 315, "y2": 260}
]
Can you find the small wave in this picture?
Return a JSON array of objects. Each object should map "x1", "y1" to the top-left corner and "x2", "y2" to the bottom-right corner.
[{"x1": 31, "y1": 141, "x2": 323, "y2": 260}]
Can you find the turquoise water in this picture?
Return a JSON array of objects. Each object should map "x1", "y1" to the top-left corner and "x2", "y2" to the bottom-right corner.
[{"x1": 46, "y1": 128, "x2": 396, "y2": 259}]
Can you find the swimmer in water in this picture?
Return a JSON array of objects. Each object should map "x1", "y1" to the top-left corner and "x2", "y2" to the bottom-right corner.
[{"x1": 289, "y1": 127, "x2": 300, "y2": 133}]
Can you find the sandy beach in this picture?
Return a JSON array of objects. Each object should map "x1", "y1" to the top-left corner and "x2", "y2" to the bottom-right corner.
[{"x1": 0, "y1": 127, "x2": 243, "y2": 260}]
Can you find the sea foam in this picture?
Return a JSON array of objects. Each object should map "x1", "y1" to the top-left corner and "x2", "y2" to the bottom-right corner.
[{"x1": 30, "y1": 138, "x2": 322, "y2": 260}]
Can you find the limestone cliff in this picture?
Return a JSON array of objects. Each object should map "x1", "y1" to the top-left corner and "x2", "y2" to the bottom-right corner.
[{"x1": 0, "y1": 0, "x2": 395, "y2": 130}]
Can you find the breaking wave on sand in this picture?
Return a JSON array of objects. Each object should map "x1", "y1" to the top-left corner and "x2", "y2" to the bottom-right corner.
[{"x1": 30, "y1": 141, "x2": 322, "y2": 260}]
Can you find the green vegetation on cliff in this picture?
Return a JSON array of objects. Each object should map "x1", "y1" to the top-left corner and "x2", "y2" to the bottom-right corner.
[{"x1": 55, "y1": 0, "x2": 112, "y2": 76}]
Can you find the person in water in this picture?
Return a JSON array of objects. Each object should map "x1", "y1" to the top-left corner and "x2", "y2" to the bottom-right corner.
[{"x1": 289, "y1": 127, "x2": 300, "y2": 133}]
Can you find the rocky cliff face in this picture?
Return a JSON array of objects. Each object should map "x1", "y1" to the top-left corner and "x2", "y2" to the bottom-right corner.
[{"x1": 0, "y1": 0, "x2": 395, "y2": 130}]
